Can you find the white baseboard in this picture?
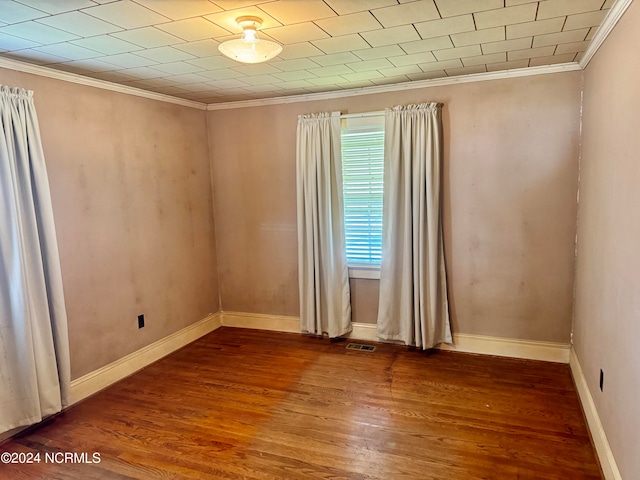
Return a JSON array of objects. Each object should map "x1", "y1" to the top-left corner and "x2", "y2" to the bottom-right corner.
[
  {"x1": 569, "y1": 348, "x2": 621, "y2": 480},
  {"x1": 69, "y1": 312, "x2": 222, "y2": 405},
  {"x1": 220, "y1": 311, "x2": 570, "y2": 363},
  {"x1": 439, "y1": 333, "x2": 570, "y2": 363}
]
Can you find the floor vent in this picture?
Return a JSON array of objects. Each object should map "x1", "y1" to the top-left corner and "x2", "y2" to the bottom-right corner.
[{"x1": 346, "y1": 343, "x2": 376, "y2": 352}]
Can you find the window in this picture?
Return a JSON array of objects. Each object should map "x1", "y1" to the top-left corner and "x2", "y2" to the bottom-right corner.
[{"x1": 341, "y1": 115, "x2": 384, "y2": 276}]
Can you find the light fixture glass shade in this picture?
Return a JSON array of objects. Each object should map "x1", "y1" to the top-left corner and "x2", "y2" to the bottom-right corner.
[{"x1": 218, "y1": 16, "x2": 282, "y2": 64}]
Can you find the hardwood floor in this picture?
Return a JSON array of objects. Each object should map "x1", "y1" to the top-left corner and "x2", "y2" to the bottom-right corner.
[{"x1": 1, "y1": 327, "x2": 601, "y2": 479}]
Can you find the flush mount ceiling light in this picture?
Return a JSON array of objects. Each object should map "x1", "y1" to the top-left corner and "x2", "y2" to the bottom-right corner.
[{"x1": 218, "y1": 16, "x2": 282, "y2": 64}]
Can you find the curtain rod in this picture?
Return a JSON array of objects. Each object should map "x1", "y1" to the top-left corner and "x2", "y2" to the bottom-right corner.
[{"x1": 340, "y1": 111, "x2": 384, "y2": 119}]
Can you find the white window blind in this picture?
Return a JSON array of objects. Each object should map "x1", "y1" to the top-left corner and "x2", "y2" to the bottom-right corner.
[{"x1": 341, "y1": 120, "x2": 384, "y2": 266}]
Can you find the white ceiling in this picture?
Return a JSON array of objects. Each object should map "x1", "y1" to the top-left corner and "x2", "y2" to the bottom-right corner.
[{"x1": 0, "y1": 0, "x2": 616, "y2": 105}]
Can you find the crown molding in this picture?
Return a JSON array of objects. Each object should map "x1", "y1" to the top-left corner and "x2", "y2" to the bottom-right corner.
[
  {"x1": 580, "y1": 0, "x2": 634, "y2": 69},
  {"x1": 0, "y1": 57, "x2": 207, "y2": 110},
  {"x1": 206, "y1": 63, "x2": 582, "y2": 111}
]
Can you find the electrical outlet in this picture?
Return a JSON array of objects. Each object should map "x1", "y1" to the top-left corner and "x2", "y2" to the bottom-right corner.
[
  {"x1": 138, "y1": 314, "x2": 145, "y2": 329},
  {"x1": 599, "y1": 369, "x2": 604, "y2": 392}
]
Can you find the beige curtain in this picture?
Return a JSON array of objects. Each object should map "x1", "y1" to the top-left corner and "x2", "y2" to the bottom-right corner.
[
  {"x1": 0, "y1": 86, "x2": 71, "y2": 434},
  {"x1": 296, "y1": 112, "x2": 352, "y2": 338},
  {"x1": 377, "y1": 103, "x2": 452, "y2": 348}
]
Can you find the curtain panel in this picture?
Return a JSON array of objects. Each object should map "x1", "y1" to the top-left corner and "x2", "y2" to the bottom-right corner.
[
  {"x1": 296, "y1": 112, "x2": 351, "y2": 338},
  {"x1": 377, "y1": 103, "x2": 452, "y2": 349},
  {"x1": 0, "y1": 85, "x2": 71, "y2": 434}
]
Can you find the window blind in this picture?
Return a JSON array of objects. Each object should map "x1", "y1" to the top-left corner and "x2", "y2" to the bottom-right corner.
[{"x1": 341, "y1": 123, "x2": 384, "y2": 266}]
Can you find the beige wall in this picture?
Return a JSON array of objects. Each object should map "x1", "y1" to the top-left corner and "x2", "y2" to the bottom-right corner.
[
  {"x1": 574, "y1": 2, "x2": 640, "y2": 478},
  {"x1": 0, "y1": 68, "x2": 219, "y2": 379},
  {"x1": 208, "y1": 71, "x2": 582, "y2": 342}
]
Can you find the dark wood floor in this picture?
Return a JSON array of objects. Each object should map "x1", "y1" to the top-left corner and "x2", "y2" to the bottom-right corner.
[{"x1": 1, "y1": 327, "x2": 601, "y2": 479}]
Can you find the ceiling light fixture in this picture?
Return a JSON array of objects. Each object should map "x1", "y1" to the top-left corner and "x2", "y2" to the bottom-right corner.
[{"x1": 218, "y1": 16, "x2": 282, "y2": 64}]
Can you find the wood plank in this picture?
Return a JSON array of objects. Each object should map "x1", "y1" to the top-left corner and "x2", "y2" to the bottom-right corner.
[{"x1": 0, "y1": 328, "x2": 602, "y2": 479}]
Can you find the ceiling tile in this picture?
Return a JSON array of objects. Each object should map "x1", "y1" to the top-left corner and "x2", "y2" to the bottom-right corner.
[
  {"x1": 134, "y1": 46, "x2": 195, "y2": 62},
  {"x1": 258, "y1": 0, "x2": 337, "y2": 24},
  {"x1": 486, "y1": 59, "x2": 529, "y2": 71},
  {"x1": 197, "y1": 68, "x2": 244, "y2": 80},
  {"x1": 87, "y1": 70, "x2": 138, "y2": 83},
  {"x1": 3, "y1": 49, "x2": 67, "y2": 65},
  {"x1": 451, "y1": 27, "x2": 505, "y2": 47},
  {"x1": 529, "y1": 53, "x2": 577, "y2": 66},
  {"x1": 117, "y1": 66, "x2": 166, "y2": 78},
  {"x1": 532, "y1": 28, "x2": 589, "y2": 48},
  {"x1": 342, "y1": 70, "x2": 385, "y2": 82},
  {"x1": 564, "y1": 10, "x2": 608, "y2": 31},
  {"x1": 272, "y1": 70, "x2": 317, "y2": 81},
  {"x1": 231, "y1": 63, "x2": 282, "y2": 75},
  {"x1": 276, "y1": 41, "x2": 324, "y2": 60},
  {"x1": 414, "y1": 15, "x2": 475, "y2": 40},
  {"x1": 83, "y1": 0, "x2": 169, "y2": 29},
  {"x1": 112, "y1": 27, "x2": 183, "y2": 48},
  {"x1": 204, "y1": 7, "x2": 282, "y2": 33},
  {"x1": 446, "y1": 65, "x2": 487, "y2": 76},
  {"x1": 360, "y1": 25, "x2": 420, "y2": 47},
  {"x1": 461, "y1": 52, "x2": 507, "y2": 67},
  {"x1": 555, "y1": 41, "x2": 590, "y2": 55},
  {"x1": 0, "y1": 1, "x2": 48, "y2": 23},
  {"x1": 308, "y1": 51, "x2": 361, "y2": 66},
  {"x1": 307, "y1": 64, "x2": 354, "y2": 77},
  {"x1": 346, "y1": 58, "x2": 394, "y2": 72},
  {"x1": 70, "y1": 35, "x2": 139, "y2": 54},
  {"x1": 166, "y1": 72, "x2": 212, "y2": 84},
  {"x1": 371, "y1": 0, "x2": 439, "y2": 28},
  {"x1": 37, "y1": 11, "x2": 122, "y2": 36},
  {"x1": 235, "y1": 74, "x2": 280, "y2": 85},
  {"x1": 474, "y1": 4, "x2": 537, "y2": 29},
  {"x1": 602, "y1": 0, "x2": 615, "y2": 6},
  {"x1": 264, "y1": 22, "x2": 329, "y2": 44},
  {"x1": 407, "y1": 70, "x2": 447, "y2": 81},
  {"x1": 33, "y1": 43, "x2": 100, "y2": 60},
  {"x1": 100, "y1": 52, "x2": 159, "y2": 68},
  {"x1": 585, "y1": 27, "x2": 597, "y2": 41},
  {"x1": 352, "y1": 44, "x2": 404, "y2": 60},
  {"x1": 58, "y1": 58, "x2": 119, "y2": 72},
  {"x1": 186, "y1": 55, "x2": 238, "y2": 70},
  {"x1": 434, "y1": 0, "x2": 503, "y2": 18},
  {"x1": 370, "y1": 75, "x2": 410, "y2": 86},
  {"x1": 537, "y1": 0, "x2": 606, "y2": 20},
  {"x1": 314, "y1": 12, "x2": 381, "y2": 37},
  {"x1": 506, "y1": 17, "x2": 565, "y2": 40},
  {"x1": 0, "y1": 31, "x2": 40, "y2": 51},
  {"x1": 308, "y1": 75, "x2": 349, "y2": 86},
  {"x1": 15, "y1": 0, "x2": 97, "y2": 14},
  {"x1": 323, "y1": 0, "x2": 397, "y2": 15},
  {"x1": 156, "y1": 18, "x2": 230, "y2": 41},
  {"x1": 311, "y1": 34, "x2": 370, "y2": 54},
  {"x1": 419, "y1": 59, "x2": 463, "y2": 72},
  {"x1": 400, "y1": 36, "x2": 454, "y2": 54},
  {"x1": 174, "y1": 39, "x2": 221, "y2": 57},
  {"x1": 481, "y1": 37, "x2": 532, "y2": 54},
  {"x1": 433, "y1": 44, "x2": 482, "y2": 61},
  {"x1": 149, "y1": 61, "x2": 205, "y2": 75},
  {"x1": 378, "y1": 64, "x2": 422, "y2": 77},
  {"x1": 507, "y1": 46, "x2": 555, "y2": 61},
  {"x1": 127, "y1": 77, "x2": 178, "y2": 88},
  {"x1": 269, "y1": 57, "x2": 321, "y2": 71},
  {"x1": 133, "y1": 0, "x2": 222, "y2": 20},
  {"x1": 505, "y1": 0, "x2": 538, "y2": 5},
  {"x1": 0, "y1": 22, "x2": 79, "y2": 43},
  {"x1": 272, "y1": 79, "x2": 314, "y2": 89},
  {"x1": 388, "y1": 51, "x2": 437, "y2": 67}
]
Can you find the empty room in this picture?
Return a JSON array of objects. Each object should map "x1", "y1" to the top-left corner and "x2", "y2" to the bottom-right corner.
[{"x1": 0, "y1": 0, "x2": 637, "y2": 478}]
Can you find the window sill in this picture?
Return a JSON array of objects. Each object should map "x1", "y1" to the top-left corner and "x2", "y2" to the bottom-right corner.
[{"x1": 348, "y1": 266, "x2": 380, "y2": 280}]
